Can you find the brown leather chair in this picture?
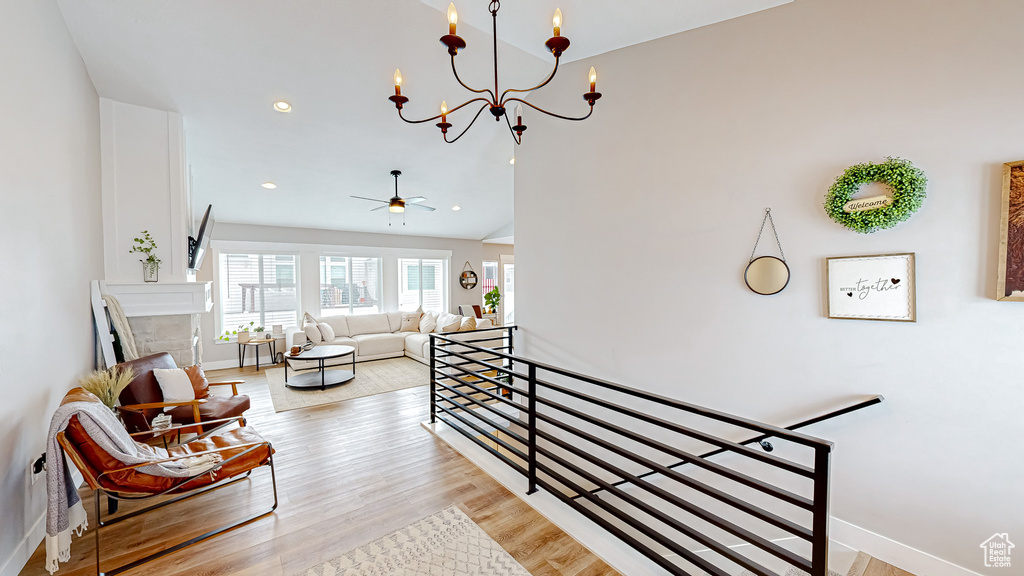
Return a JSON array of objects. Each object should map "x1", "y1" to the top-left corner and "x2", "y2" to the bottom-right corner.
[
  {"x1": 57, "y1": 388, "x2": 277, "y2": 576},
  {"x1": 116, "y1": 353, "x2": 249, "y2": 434}
]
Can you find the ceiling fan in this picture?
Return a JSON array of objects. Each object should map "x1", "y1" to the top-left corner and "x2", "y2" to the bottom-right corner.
[{"x1": 351, "y1": 170, "x2": 436, "y2": 219}]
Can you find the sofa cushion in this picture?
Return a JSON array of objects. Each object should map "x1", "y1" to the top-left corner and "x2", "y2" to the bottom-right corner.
[
  {"x1": 323, "y1": 315, "x2": 350, "y2": 338},
  {"x1": 346, "y1": 313, "x2": 391, "y2": 336},
  {"x1": 303, "y1": 323, "x2": 323, "y2": 344},
  {"x1": 404, "y1": 333, "x2": 430, "y2": 355},
  {"x1": 436, "y1": 313, "x2": 463, "y2": 333},
  {"x1": 419, "y1": 311, "x2": 437, "y2": 333},
  {"x1": 352, "y1": 333, "x2": 407, "y2": 357},
  {"x1": 317, "y1": 322, "x2": 336, "y2": 342},
  {"x1": 386, "y1": 311, "x2": 404, "y2": 333},
  {"x1": 460, "y1": 316, "x2": 477, "y2": 331},
  {"x1": 184, "y1": 364, "x2": 210, "y2": 399}
]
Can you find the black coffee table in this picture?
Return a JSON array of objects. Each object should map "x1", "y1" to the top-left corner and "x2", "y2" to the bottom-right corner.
[{"x1": 283, "y1": 345, "x2": 356, "y2": 389}]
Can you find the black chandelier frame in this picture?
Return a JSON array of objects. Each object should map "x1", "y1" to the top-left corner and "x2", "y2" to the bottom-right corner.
[{"x1": 388, "y1": 0, "x2": 601, "y2": 145}]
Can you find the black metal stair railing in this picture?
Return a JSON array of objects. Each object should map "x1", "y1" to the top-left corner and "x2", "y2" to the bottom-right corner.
[{"x1": 428, "y1": 327, "x2": 883, "y2": 576}]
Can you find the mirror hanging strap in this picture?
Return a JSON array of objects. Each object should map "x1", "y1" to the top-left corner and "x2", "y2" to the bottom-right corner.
[{"x1": 749, "y1": 207, "x2": 786, "y2": 263}]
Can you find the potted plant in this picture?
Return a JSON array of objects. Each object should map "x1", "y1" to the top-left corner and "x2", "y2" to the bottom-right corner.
[
  {"x1": 78, "y1": 365, "x2": 136, "y2": 412},
  {"x1": 236, "y1": 321, "x2": 255, "y2": 343},
  {"x1": 484, "y1": 287, "x2": 501, "y2": 314},
  {"x1": 129, "y1": 230, "x2": 161, "y2": 282},
  {"x1": 254, "y1": 325, "x2": 266, "y2": 340}
]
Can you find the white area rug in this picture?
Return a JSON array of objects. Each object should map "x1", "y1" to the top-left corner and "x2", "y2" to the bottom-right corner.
[
  {"x1": 265, "y1": 357, "x2": 428, "y2": 412},
  {"x1": 291, "y1": 505, "x2": 532, "y2": 576}
]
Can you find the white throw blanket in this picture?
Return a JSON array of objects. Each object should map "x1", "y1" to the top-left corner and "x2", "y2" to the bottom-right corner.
[
  {"x1": 45, "y1": 399, "x2": 222, "y2": 574},
  {"x1": 101, "y1": 294, "x2": 139, "y2": 361}
]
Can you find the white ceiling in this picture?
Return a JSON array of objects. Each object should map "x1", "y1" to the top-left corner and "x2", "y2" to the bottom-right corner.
[{"x1": 57, "y1": 0, "x2": 790, "y2": 240}]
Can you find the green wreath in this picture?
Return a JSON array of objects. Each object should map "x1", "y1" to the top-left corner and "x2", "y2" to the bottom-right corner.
[{"x1": 824, "y1": 157, "x2": 927, "y2": 233}]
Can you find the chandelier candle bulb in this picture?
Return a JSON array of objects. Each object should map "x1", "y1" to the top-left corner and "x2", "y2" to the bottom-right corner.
[
  {"x1": 393, "y1": 69, "x2": 402, "y2": 96},
  {"x1": 552, "y1": 8, "x2": 562, "y2": 37},
  {"x1": 441, "y1": 100, "x2": 448, "y2": 122},
  {"x1": 515, "y1": 104, "x2": 523, "y2": 125},
  {"x1": 448, "y1": 3, "x2": 458, "y2": 35},
  {"x1": 589, "y1": 67, "x2": 597, "y2": 92}
]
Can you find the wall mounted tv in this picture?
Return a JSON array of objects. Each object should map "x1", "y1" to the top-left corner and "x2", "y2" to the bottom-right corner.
[{"x1": 188, "y1": 204, "x2": 214, "y2": 271}]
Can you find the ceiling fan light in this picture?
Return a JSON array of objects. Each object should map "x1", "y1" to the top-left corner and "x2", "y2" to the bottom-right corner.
[{"x1": 390, "y1": 205, "x2": 405, "y2": 213}]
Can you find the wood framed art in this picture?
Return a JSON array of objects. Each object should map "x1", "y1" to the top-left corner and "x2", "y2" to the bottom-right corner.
[
  {"x1": 996, "y1": 160, "x2": 1024, "y2": 300},
  {"x1": 826, "y1": 253, "x2": 916, "y2": 322}
]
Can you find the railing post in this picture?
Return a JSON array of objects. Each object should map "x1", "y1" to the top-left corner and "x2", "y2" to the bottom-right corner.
[
  {"x1": 811, "y1": 445, "x2": 831, "y2": 576},
  {"x1": 429, "y1": 334, "x2": 437, "y2": 424},
  {"x1": 527, "y1": 363, "x2": 537, "y2": 495}
]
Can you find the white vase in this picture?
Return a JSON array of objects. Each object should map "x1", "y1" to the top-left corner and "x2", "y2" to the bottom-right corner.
[{"x1": 238, "y1": 331, "x2": 251, "y2": 343}]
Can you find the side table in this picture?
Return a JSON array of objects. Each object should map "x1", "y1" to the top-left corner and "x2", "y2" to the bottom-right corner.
[{"x1": 238, "y1": 338, "x2": 277, "y2": 371}]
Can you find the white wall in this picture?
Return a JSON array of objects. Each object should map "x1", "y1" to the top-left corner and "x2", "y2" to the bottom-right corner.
[
  {"x1": 0, "y1": 1, "x2": 101, "y2": 574},
  {"x1": 100, "y1": 99, "x2": 191, "y2": 284},
  {"x1": 515, "y1": 0, "x2": 1023, "y2": 574},
  {"x1": 197, "y1": 222, "x2": 486, "y2": 366}
]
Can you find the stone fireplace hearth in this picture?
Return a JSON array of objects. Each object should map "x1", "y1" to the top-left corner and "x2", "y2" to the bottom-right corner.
[{"x1": 126, "y1": 313, "x2": 202, "y2": 367}]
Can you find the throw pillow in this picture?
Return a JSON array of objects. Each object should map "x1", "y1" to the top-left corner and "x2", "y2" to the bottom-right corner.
[
  {"x1": 419, "y1": 311, "x2": 437, "y2": 333},
  {"x1": 152, "y1": 368, "x2": 196, "y2": 412},
  {"x1": 302, "y1": 311, "x2": 320, "y2": 325},
  {"x1": 400, "y1": 308, "x2": 423, "y2": 332},
  {"x1": 318, "y1": 322, "x2": 336, "y2": 342},
  {"x1": 184, "y1": 364, "x2": 210, "y2": 399},
  {"x1": 303, "y1": 323, "x2": 323, "y2": 344},
  {"x1": 437, "y1": 313, "x2": 463, "y2": 333},
  {"x1": 476, "y1": 318, "x2": 493, "y2": 329},
  {"x1": 460, "y1": 316, "x2": 477, "y2": 331}
]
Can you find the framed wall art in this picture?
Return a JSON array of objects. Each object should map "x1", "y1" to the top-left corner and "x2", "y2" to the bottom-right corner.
[
  {"x1": 826, "y1": 253, "x2": 916, "y2": 322},
  {"x1": 996, "y1": 160, "x2": 1024, "y2": 301}
]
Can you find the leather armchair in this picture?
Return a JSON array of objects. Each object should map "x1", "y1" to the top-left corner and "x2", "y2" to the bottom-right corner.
[{"x1": 116, "y1": 352, "x2": 250, "y2": 434}]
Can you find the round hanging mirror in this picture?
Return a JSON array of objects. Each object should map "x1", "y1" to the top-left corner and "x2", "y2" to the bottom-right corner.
[{"x1": 744, "y1": 256, "x2": 790, "y2": 295}]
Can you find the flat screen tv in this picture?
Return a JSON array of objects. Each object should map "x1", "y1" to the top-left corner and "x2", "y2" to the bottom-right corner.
[{"x1": 188, "y1": 204, "x2": 214, "y2": 271}]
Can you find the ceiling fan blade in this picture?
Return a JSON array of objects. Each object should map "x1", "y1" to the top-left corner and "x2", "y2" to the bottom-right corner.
[
  {"x1": 404, "y1": 196, "x2": 428, "y2": 204},
  {"x1": 351, "y1": 195, "x2": 388, "y2": 203},
  {"x1": 406, "y1": 203, "x2": 436, "y2": 211},
  {"x1": 370, "y1": 205, "x2": 388, "y2": 212}
]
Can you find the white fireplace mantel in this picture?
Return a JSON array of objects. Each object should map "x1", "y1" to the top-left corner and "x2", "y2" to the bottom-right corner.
[{"x1": 103, "y1": 282, "x2": 212, "y2": 317}]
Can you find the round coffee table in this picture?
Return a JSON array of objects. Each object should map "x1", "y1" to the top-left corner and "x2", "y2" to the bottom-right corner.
[{"x1": 283, "y1": 345, "x2": 356, "y2": 390}]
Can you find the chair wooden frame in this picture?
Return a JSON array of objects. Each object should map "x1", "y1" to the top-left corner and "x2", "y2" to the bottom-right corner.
[
  {"x1": 56, "y1": 417, "x2": 278, "y2": 576},
  {"x1": 116, "y1": 380, "x2": 246, "y2": 436}
]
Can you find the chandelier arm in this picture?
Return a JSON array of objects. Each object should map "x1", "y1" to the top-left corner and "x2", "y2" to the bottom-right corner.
[
  {"x1": 503, "y1": 112, "x2": 523, "y2": 146},
  {"x1": 499, "y1": 57, "x2": 560, "y2": 103},
  {"x1": 398, "y1": 97, "x2": 492, "y2": 124},
  {"x1": 503, "y1": 97, "x2": 594, "y2": 122},
  {"x1": 444, "y1": 103, "x2": 491, "y2": 144},
  {"x1": 450, "y1": 55, "x2": 496, "y2": 102}
]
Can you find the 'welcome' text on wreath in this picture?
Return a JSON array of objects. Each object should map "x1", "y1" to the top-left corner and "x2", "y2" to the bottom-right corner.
[{"x1": 823, "y1": 157, "x2": 927, "y2": 233}]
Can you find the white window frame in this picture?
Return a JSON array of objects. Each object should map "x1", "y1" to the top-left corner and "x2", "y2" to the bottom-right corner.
[
  {"x1": 318, "y1": 254, "x2": 384, "y2": 316},
  {"x1": 214, "y1": 249, "x2": 301, "y2": 340},
  {"x1": 398, "y1": 257, "x2": 449, "y2": 313}
]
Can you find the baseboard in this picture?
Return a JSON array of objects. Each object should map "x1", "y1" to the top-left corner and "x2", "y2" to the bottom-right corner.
[
  {"x1": 0, "y1": 465, "x2": 86, "y2": 576},
  {"x1": 830, "y1": 516, "x2": 983, "y2": 576},
  {"x1": 0, "y1": 511, "x2": 45, "y2": 576}
]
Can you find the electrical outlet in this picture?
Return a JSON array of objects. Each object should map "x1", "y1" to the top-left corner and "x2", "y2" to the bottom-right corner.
[{"x1": 30, "y1": 454, "x2": 45, "y2": 484}]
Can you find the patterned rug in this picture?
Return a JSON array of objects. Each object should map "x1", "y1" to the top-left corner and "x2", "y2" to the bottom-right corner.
[
  {"x1": 291, "y1": 506, "x2": 531, "y2": 576},
  {"x1": 265, "y1": 356, "x2": 428, "y2": 412}
]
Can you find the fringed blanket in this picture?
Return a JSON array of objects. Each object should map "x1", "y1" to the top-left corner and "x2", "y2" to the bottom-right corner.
[{"x1": 45, "y1": 398, "x2": 221, "y2": 573}]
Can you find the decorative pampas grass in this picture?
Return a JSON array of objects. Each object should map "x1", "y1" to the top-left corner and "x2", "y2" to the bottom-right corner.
[{"x1": 79, "y1": 365, "x2": 135, "y2": 409}]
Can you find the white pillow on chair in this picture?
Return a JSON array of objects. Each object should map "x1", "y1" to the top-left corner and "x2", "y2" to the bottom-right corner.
[{"x1": 152, "y1": 368, "x2": 196, "y2": 412}]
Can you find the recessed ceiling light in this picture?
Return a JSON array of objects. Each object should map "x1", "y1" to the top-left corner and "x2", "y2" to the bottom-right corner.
[
  {"x1": 261, "y1": 182, "x2": 277, "y2": 189},
  {"x1": 273, "y1": 101, "x2": 292, "y2": 113},
  {"x1": 451, "y1": 205, "x2": 462, "y2": 211},
  {"x1": 509, "y1": 157, "x2": 515, "y2": 165}
]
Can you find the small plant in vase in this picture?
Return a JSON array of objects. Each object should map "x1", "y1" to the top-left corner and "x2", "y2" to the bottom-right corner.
[
  {"x1": 484, "y1": 287, "x2": 501, "y2": 314},
  {"x1": 129, "y1": 230, "x2": 161, "y2": 282}
]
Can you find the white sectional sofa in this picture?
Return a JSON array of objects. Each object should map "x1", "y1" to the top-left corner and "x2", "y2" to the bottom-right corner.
[{"x1": 284, "y1": 311, "x2": 500, "y2": 369}]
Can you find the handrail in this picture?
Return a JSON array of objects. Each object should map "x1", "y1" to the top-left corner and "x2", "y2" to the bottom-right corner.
[{"x1": 427, "y1": 328, "x2": 883, "y2": 576}]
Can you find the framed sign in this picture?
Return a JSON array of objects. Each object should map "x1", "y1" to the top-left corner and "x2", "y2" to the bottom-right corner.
[
  {"x1": 996, "y1": 160, "x2": 1024, "y2": 300},
  {"x1": 826, "y1": 253, "x2": 916, "y2": 322}
]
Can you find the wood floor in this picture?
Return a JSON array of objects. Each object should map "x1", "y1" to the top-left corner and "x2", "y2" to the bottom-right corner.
[{"x1": 19, "y1": 363, "x2": 620, "y2": 576}]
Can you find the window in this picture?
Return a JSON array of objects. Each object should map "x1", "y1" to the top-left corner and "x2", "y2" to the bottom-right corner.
[
  {"x1": 319, "y1": 256, "x2": 381, "y2": 316},
  {"x1": 219, "y1": 253, "x2": 298, "y2": 335},
  {"x1": 481, "y1": 261, "x2": 498, "y2": 306},
  {"x1": 399, "y1": 258, "x2": 446, "y2": 313}
]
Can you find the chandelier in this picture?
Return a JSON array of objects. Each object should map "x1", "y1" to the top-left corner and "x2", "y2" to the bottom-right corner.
[{"x1": 388, "y1": 1, "x2": 602, "y2": 145}]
